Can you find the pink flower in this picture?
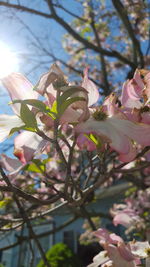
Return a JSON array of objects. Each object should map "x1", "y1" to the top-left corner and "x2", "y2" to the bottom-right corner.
[
  {"x1": 81, "y1": 67, "x2": 99, "y2": 107},
  {"x1": 76, "y1": 133, "x2": 97, "y2": 151},
  {"x1": 14, "y1": 131, "x2": 48, "y2": 163},
  {"x1": 0, "y1": 72, "x2": 53, "y2": 163},
  {"x1": 36, "y1": 63, "x2": 66, "y2": 95},
  {"x1": 36, "y1": 65, "x2": 99, "y2": 125},
  {"x1": 0, "y1": 72, "x2": 38, "y2": 143},
  {"x1": 121, "y1": 69, "x2": 144, "y2": 109},
  {"x1": 75, "y1": 113, "x2": 150, "y2": 162},
  {"x1": 88, "y1": 228, "x2": 150, "y2": 267},
  {"x1": 120, "y1": 69, "x2": 150, "y2": 125},
  {"x1": 2, "y1": 72, "x2": 38, "y2": 115},
  {"x1": 141, "y1": 69, "x2": 150, "y2": 103}
]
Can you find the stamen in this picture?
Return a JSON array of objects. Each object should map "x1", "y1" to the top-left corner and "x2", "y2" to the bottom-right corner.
[{"x1": 93, "y1": 109, "x2": 107, "y2": 121}]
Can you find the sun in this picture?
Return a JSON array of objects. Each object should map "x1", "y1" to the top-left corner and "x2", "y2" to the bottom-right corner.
[{"x1": 0, "y1": 42, "x2": 19, "y2": 79}]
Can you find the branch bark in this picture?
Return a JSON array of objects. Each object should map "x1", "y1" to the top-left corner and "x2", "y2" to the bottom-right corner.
[{"x1": 112, "y1": 0, "x2": 144, "y2": 68}]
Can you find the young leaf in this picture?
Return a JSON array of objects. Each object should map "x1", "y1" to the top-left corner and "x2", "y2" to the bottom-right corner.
[
  {"x1": 12, "y1": 99, "x2": 56, "y2": 119},
  {"x1": 24, "y1": 159, "x2": 45, "y2": 173},
  {"x1": 50, "y1": 100, "x2": 57, "y2": 119},
  {"x1": 9, "y1": 125, "x2": 25, "y2": 136},
  {"x1": 57, "y1": 96, "x2": 86, "y2": 117},
  {"x1": 57, "y1": 86, "x2": 86, "y2": 105},
  {"x1": 20, "y1": 103, "x2": 37, "y2": 128}
]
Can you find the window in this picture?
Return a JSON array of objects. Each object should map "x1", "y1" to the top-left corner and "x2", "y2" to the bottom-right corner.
[{"x1": 63, "y1": 230, "x2": 75, "y2": 252}]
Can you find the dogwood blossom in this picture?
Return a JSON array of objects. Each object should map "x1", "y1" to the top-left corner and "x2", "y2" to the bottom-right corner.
[{"x1": 88, "y1": 228, "x2": 150, "y2": 267}]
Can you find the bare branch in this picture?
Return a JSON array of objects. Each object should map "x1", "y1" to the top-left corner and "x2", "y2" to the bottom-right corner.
[
  {"x1": 0, "y1": 1, "x2": 53, "y2": 18},
  {"x1": 112, "y1": 0, "x2": 144, "y2": 68},
  {"x1": 45, "y1": 0, "x2": 136, "y2": 67},
  {"x1": 53, "y1": 3, "x2": 87, "y2": 22}
]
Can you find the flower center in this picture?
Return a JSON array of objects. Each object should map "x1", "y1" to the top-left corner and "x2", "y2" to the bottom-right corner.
[
  {"x1": 145, "y1": 247, "x2": 150, "y2": 256},
  {"x1": 140, "y1": 106, "x2": 150, "y2": 113},
  {"x1": 92, "y1": 109, "x2": 107, "y2": 121}
]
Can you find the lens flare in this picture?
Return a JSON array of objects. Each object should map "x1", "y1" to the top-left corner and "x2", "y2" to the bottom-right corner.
[{"x1": 0, "y1": 42, "x2": 19, "y2": 78}]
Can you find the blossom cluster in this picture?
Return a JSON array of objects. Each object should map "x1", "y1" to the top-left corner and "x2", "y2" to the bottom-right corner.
[
  {"x1": 88, "y1": 228, "x2": 150, "y2": 267},
  {"x1": 0, "y1": 65, "x2": 150, "y2": 164},
  {"x1": 0, "y1": 65, "x2": 150, "y2": 266}
]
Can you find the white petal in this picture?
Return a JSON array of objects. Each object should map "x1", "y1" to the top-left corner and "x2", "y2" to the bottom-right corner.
[
  {"x1": 0, "y1": 115, "x2": 23, "y2": 142},
  {"x1": 1, "y1": 73, "x2": 38, "y2": 115}
]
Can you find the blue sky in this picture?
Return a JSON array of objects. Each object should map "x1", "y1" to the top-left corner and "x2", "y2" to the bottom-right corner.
[
  {"x1": 0, "y1": 0, "x2": 80, "y2": 154},
  {"x1": 0, "y1": 0, "x2": 149, "y2": 154}
]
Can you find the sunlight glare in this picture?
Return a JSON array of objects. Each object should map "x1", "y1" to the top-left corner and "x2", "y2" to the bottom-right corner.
[{"x1": 0, "y1": 42, "x2": 19, "y2": 78}]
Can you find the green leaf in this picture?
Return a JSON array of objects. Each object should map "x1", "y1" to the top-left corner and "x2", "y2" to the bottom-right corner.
[
  {"x1": 0, "y1": 198, "x2": 11, "y2": 208},
  {"x1": 24, "y1": 159, "x2": 45, "y2": 173},
  {"x1": 57, "y1": 96, "x2": 85, "y2": 117},
  {"x1": 125, "y1": 186, "x2": 137, "y2": 197},
  {"x1": 80, "y1": 26, "x2": 92, "y2": 38},
  {"x1": 20, "y1": 103, "x2": 37, "y2": 128},
  {"x1": 22, "y1": 99, "x2": 55, "y2": 117},
  {"x1": 12, "y1": 99, "x2": 56, "y2": 119},
  {"x1": 85, "y1": 133, "x2": 104, "y2": 149},
  {"x1": 9, "y1": 125, "x2": 38, "y2": 137},
  {"x1": 142, "y1": 211, "x2": 149, "y2": 217},
  {"x1": 87, "y1": 133, "x2": 99, "y2": 145},
  {"x1": 9, "y1": 125, "x2": 25, "y2": 136},
  {"x1": 22, "y1": 99, "x2": 49, "y2": 111},
  {"x1": 50, "y1": 100, "x2": 58, "y2": 118},
  {"x1": 58, "y1": 86, "x2": 86, "y2": 105},
  {"x1": 22, "y1": 126, "x2": 38, "y2": 132}
]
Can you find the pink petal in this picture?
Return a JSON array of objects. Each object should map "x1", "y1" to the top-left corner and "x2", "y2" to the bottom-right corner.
[
  {"x1": 141, "y1": 111, "x2": 150, "y2": 124},
  {"x1": 107, "y1": 244, "x2": 136, "y2": 267},
  {"x1": 1, "y1": 73, "x2": 38, "y2": 115},
  {"x1": 109, "y1": 233, "x2": 123, "y2": 244},
  {"x1": 111, "y1": 118, "x2": 150, "y2": 147},
  {"x1": 113, "y1": 213, "x2": 134, "y2": 227},
  {"x1": 144, "y1": 72, "x2": 150, "y2": 100},
  {"x1": 82, "y1": 67, "x2": 99, "y2": 107},
  {"x1": 0, "y1": 154, "x2": 23, "y2": 177},
  {"x1": 121, "y1": 80, "x2": 142, "y2": 109},
  {"x1": 14, "y1": 131, "x2": 47, "y2": 163},
  {"x1": 36, "y1": 63, "x2": 65, "y2": 94},
  {"x1": 46, "y1": 85, "x2": 57, "y2": 104},
  {"x1": 94, "y1": 228, "x2": 110, "y2": 242},
  {"x1": 118, "y1": 142, "x2": 137, "y2": 163},
  {"x1": 133, "y1": 69, "x2": 144, "y2": 93},
  {"x1": 75, "y1": 118, "x2": 131, "y2": 155},
  {"x1": 118, "y1": 243, "x2": 135, "y2": 261},
  {"x1": 76, "y1": 134, "x2": 96, "y2": 151}
]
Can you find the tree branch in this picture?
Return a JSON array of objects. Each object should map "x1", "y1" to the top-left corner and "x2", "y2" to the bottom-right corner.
[
  {"x1": 45, "y1": 0, "x2": 136, "y2": 67},
  {"x1": 0, "y1": 1, "x2": 53, "y2": 18},
  {"x1": 112, "y1": 0, "x2": 144, "y2": 68}
]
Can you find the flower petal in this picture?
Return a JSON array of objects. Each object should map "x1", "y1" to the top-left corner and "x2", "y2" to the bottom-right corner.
[
  {"x1": 36, "y1": 63, "x2": 66, "y2": 94},
  {"x1": 0, "y1": 154, "x2": 23, "y2": 177},
  {"x1": 75, "y1": 118, "x2": 131, "y2": 154},
  {"x1": 121, "y1": 80, "x2": 142, "y2": 109},
  {"x1": 87, "y1": 251, "x2": 109, "y2": 267},
  {"x1": 110, "y1": 118, "x2": 150, "y2": 147},
  {"x1": 107, "y1": 244, "x2": 136, "y2": 267},
  {"x1": 14, "y1": 131, "x2": 47, "y2": 163},
  {"x1": 82, "y1": 67, "x2": 99, "y2": 107},
  {"x1": 0, "y1": 114, "x2": 23, "y2": 142},
  {"x1": 1, "y1": 73, "x2": 38, "y2": 115}
]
